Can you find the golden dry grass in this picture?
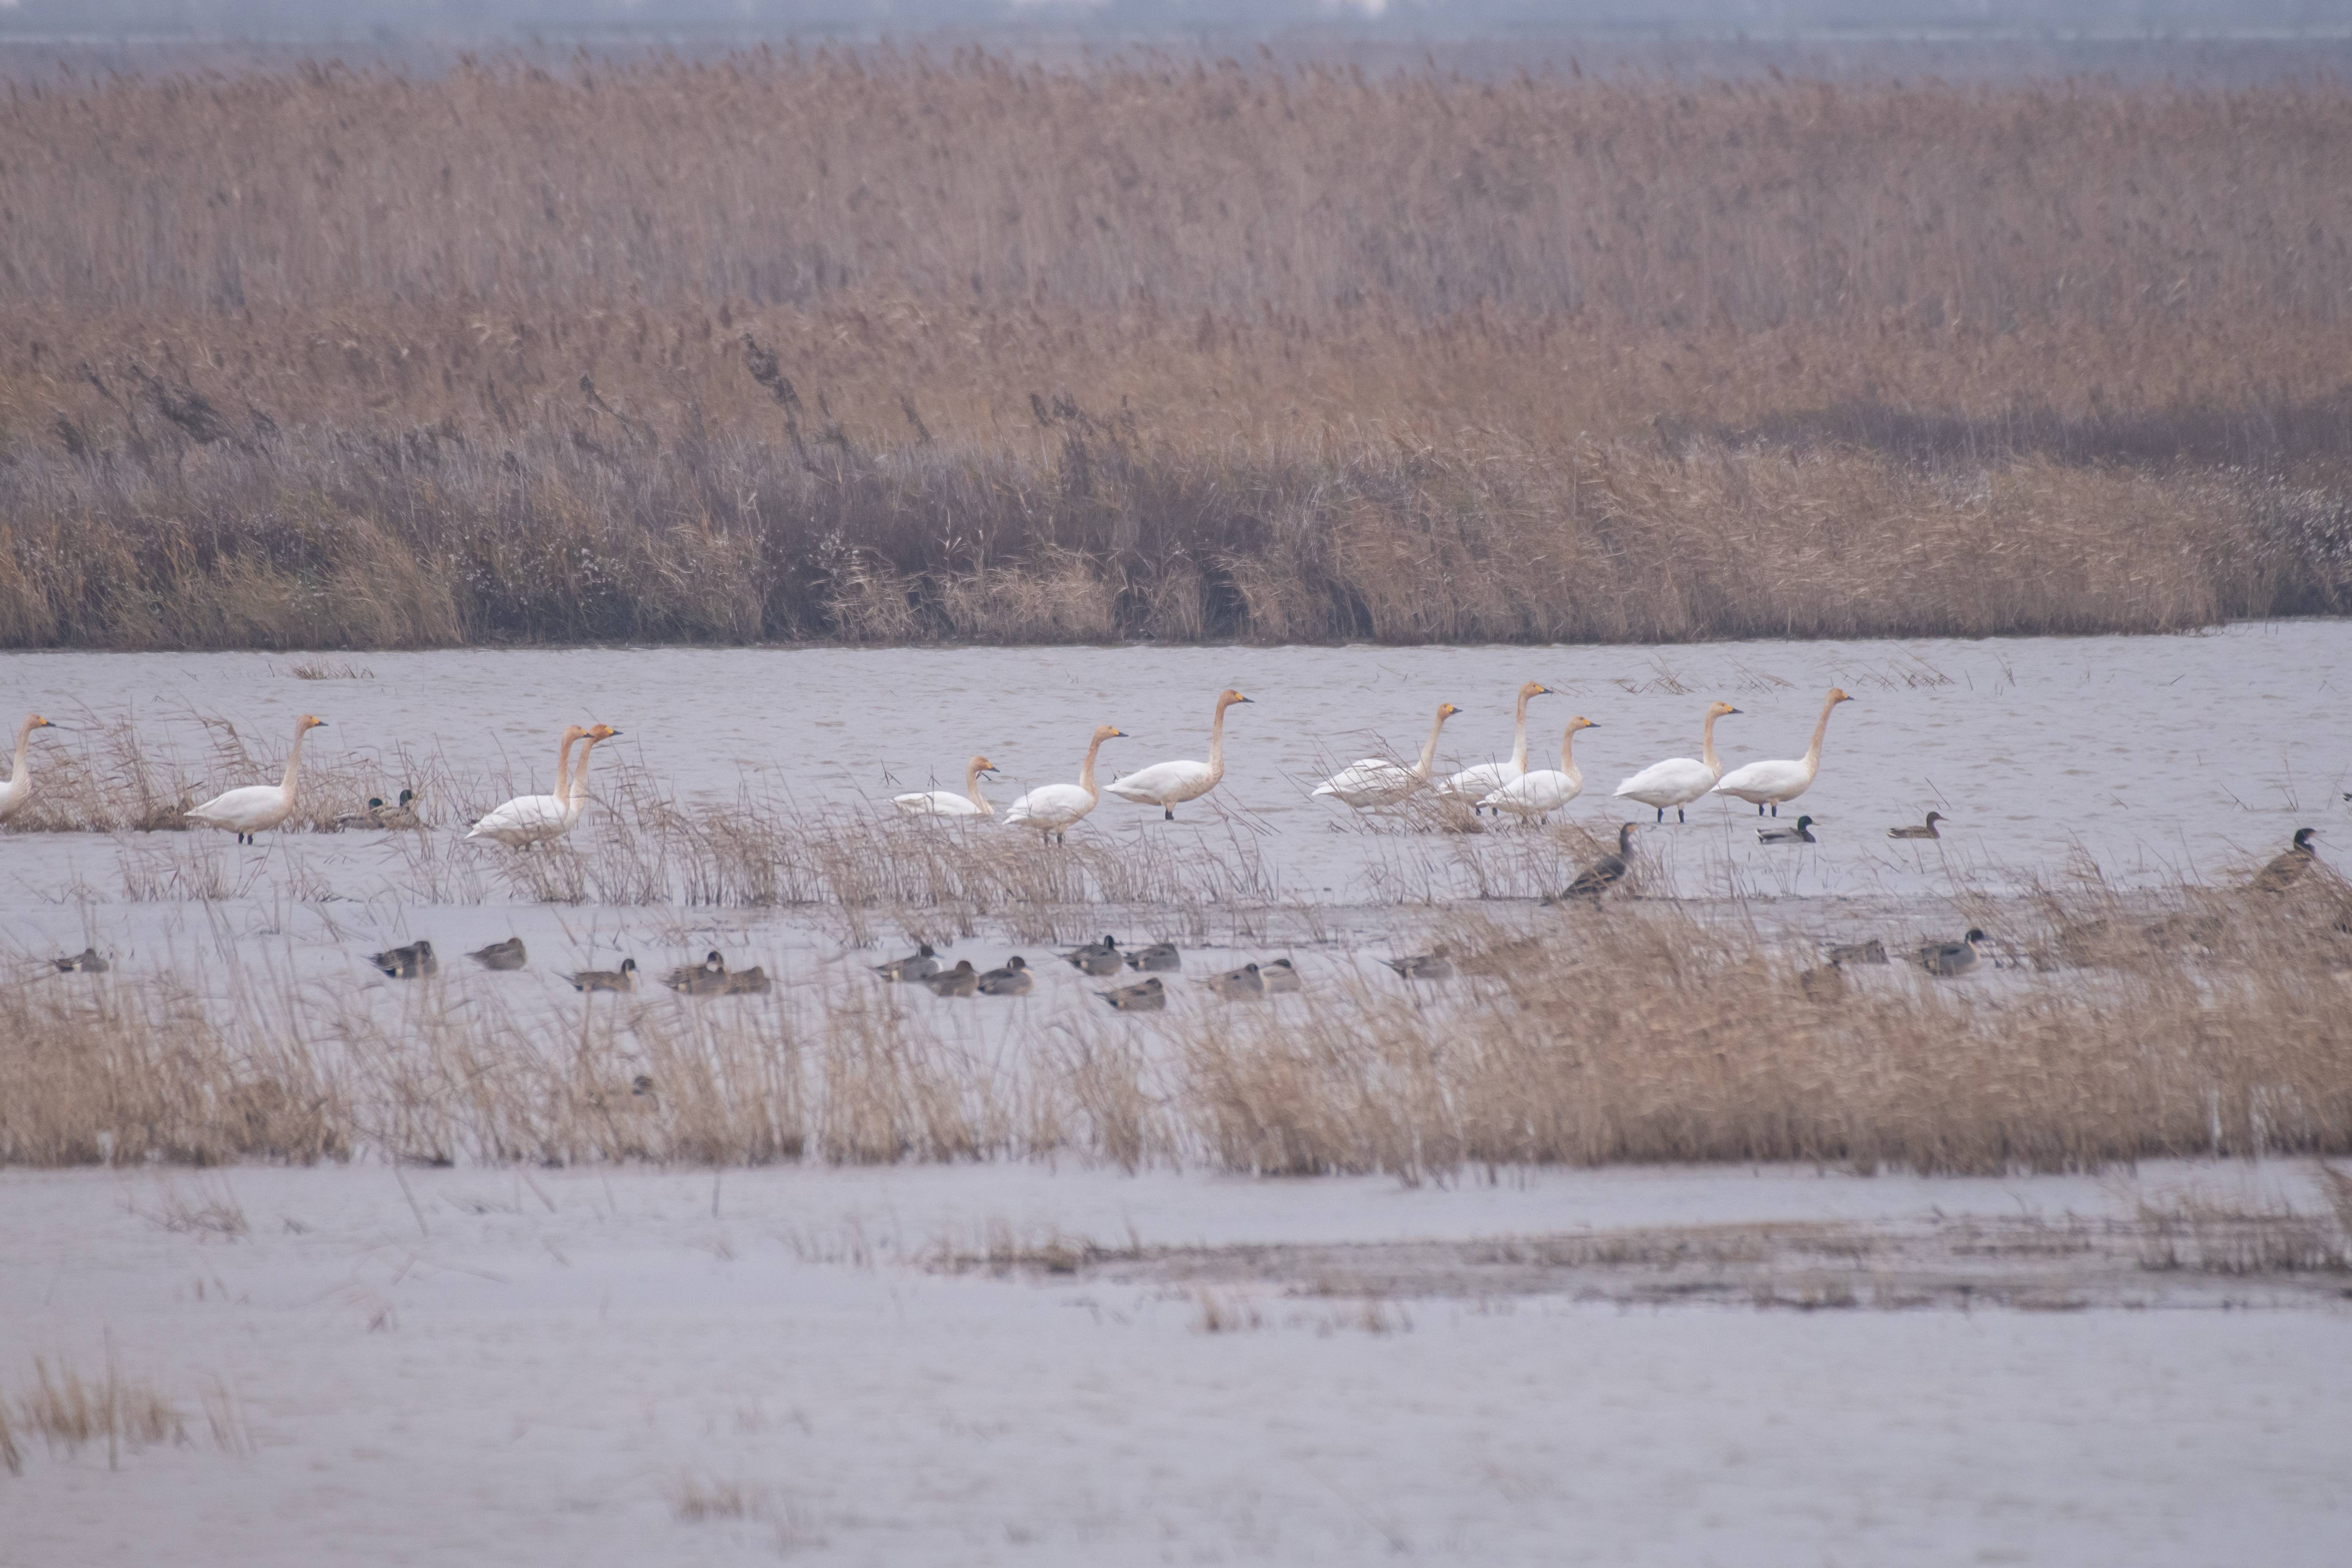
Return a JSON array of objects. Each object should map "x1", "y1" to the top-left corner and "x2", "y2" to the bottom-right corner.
[
  {"x1": 0, "y1": 56, "x2": 2347, "y2": 647},
  {"x1": 4, "y1": 871, "x2": 2347, "y2": 1178}
]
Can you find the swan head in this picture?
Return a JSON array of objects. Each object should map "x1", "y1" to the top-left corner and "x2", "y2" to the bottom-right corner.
[
  {"x1": 1707, "y1": 701, "x2": 1740, "y2": 718},
  {"x1": 1567, "y1": 716, "x2": 1597, "y2": 733},
  {"x1": 1436, "y1": 703, "x2": 1460, "y2": 720},
  {"x1": 26, "y1": 713, "x2": 59, "y2": 731},
  {"x1": 586, "y1": 723, "x2": 622, "y2": 741},
  {"x1": 558, "y1": 723, "x2": 589, "y2": 744},
  {"x1": 968, "y1": 755, "x2": 999, "y2": 776},
  {"x1": 1518, "y1": 681, "x2": 1551, "y2": 701},
  {"x1": 1090, "y1": 725, "x2": 1127, "y2": 744},
  {"x1": 1825, "y1": 688, "x2": 1853, "y2": 706},
  {"x1": 296, "y1": 714, "x2": 326, "y2": 731},
  {"x1": 1217, "y1": 689, "x2": 1253, "y2": 708}
]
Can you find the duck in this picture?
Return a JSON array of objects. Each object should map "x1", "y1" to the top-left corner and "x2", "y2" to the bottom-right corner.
[
  {"x1": 1063, "y1": 935, "x2": 1125, "y2": 977},
  {"x1": 1713, "y1": 689, "x2": 1854, "y2": 816},
  {"x1": 1442, "y1": 682, "x2": 1551, "y2": 813},
  {"x1": 925, "y1": 959, "x2": 980, "y2": 997},
  {"x1": 723, "y1": 966, "x2": 772, "y2": 995},
  {"x1": 1481, "y1": 716, "x2": 1596, "y2": 822},
  {"x1": 977, "y1": 956, "x2": 1034, "y2": 995},
  {"x1": 1613, "y1": 701, "x2": 1741, "y2": 825},
  {"x1": 1201, "y1": 962, "x2": 1266, "y2": 999},
  {"x1": 1312, "y1": 703, "x2": 1460, "y2": 808},
  {"x1": 1757, "y1": 814, "x2": 1816, "y2": 844},
  {"x1": 1105, "y1": 690, "x2": 1252, "y2": 820},
  {"x1": 1917, "y1": 930, "x2": 1990, "y2": 977},
  {"x1": 1259, "y1": 957, "x2": 1302, "y2": 993},
  {"x1": 874, "y1": 944, "x2": 939, "y2": 982},
  {"x1": 1887, "y1": 811, "x2": 1947, "y2": 841},
  {"x1": 0, "y1": 713, "x2": 63, "y2": 824},
  {"x1": 2251, "y1": 827, "x2": 2320, "y2": 893},
  {"x1": 184, "y1": 714, "x2": 326, "y2": 843},
  {"x1": 663, "y1": 951, "x2": 732, "y2": 995},
  {"x1": 1124, "y1": 942, "x2": 1181, "y2": 972},
  {"x1": 1004, "y1": 725, "x2": 1127, "y2": 843},
  {"x1": 467, "y1": 936, "x2": 527, "y2": 971},
  {"x1": 1098, "y1": 976, "x2": 1167, "y2": 1012},
  {"x1": 340, "y1": 788, "x2": 423, "y2": 830},
  {"x1": 1383, "y1": 952, "x2": 1453, "y2": 981},
  {"x1": 1557, "y1": 823, "x2": 1640, "y2": 900},
  {"x1": 893, "y1": 756, "x2": 999, "y2": 819},
  {"x1": 567, "y1": 958, "x2": 638, "y2": 993},
  {"x1": 50, "y1": 947, "x2": 110, "y2": 974},
  {"x1": 1823, "y1": 937, "x2": 1888, "y2": 967},
  {"x1": 366, "y1": 939, "x2": 436, "y2": 979}
]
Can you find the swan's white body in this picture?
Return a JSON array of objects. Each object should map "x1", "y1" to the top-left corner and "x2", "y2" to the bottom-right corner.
[
  {"x1": 185, "y1": 714, "x2": 326, "y2": 840},
  {"x1": 468, "y1": 726, "x2": 588, "y2": 845},
  {"x1": 1005, "y1": 726, "x2": 1125, "y2": 841},
  {"x1": 1442, "y1": 682, "x2": 1549, "y2": 810},
  {"x1": 895, "y1": 755, "x2": 998, "y2": 819},
  {"x1": 1481, "y1": 717, "x2": 1594, "y2": 820},
  {"x1": 1313, "y1": 704, "x2": 1459, "y2": 808},
  {"x1": 1106, "y1": 691, "x2": 1251, "y2": 819},
  {"x1": 1713, "y1": 689, "x2": 1852, "y2": 815},
  {"x1": 1614, "y1": 701, "x2": 1740, "y2": 822},
  {"x1": 0, "y1": 713, "x2": 59, "y2": 824}
]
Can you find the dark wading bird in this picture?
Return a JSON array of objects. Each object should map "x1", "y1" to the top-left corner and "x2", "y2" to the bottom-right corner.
[{"x1": 1554, "y1": 823, "x2": 1640, "y2": 901}]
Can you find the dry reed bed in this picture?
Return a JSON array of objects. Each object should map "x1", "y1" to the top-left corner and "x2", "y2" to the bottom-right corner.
[
  {"x1": 1, "y1": 57, "x2": 2350, "y2": 647},
  {"x1": 4, "y1": 877, "x2": 2346, "y2": 1178}
]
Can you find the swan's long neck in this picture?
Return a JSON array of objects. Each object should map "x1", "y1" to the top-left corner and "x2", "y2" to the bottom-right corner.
[
  {"x1": 1410, "y1": 710, "x2": 1451, "y2": 782},
  {"x1": 568, "y1": 736, "x2": 605, "y2": 816},
  {"x1": 278, "y1": 722, "x2": 312, "y2": 804},
  {"x1": 1509, "y1": 691, "x2": 1532, "y2": 772},
  {"x1": 1205, "y1": 702, "x2": 1231, "y2": 786},
  {"x1": 1699, "y1": 708, "x2": 1723, "y2": 778},
  {"x1": 1799, "y1": 694, "x2": 1840, "y2": 779},
  {"x1": 553, "y1": 733, "x2": 582, "y2": 802},
  {"x1": 8, "y1": 717, "x2": 32, "y2": 792},
  {"x1": 964, "y1": 761, "x2": 991, "y2": 810},
  {"x1": 1078, "y1": 734, "x2": 1108, "y2": 799},
  {"x1": 1558, "y1": 726, "x2": 1584, "y2": 783}
]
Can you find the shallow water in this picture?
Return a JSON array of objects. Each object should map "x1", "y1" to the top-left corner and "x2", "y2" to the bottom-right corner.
[{"x1": 2, "y1": 621, "x2": 2342, "y2": 903}]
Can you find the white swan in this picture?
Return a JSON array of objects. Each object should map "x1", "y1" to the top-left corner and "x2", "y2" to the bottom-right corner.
[
  {"x1": 1613, "y1": 700, "x2": 1741, "y2": 824},
  {"x1": 1713, "y1": 688, "x2": 1853, "y2": 817},
  {"x1": 1441, "y1": 682, "x2": 1551, "y2": 812},
  {"x1": 467, "y1": 724, "x2": 588, "y2": 846},
  {"x1": 1004, "y1": 724, "x2": 1126, "y2": 843},
  {"x1": 895, "y1": 754, "x2": 999, "y2": 818},
  {"x1": 184, "y1": 714, "x2": 326, "y2": 842},
  {"x1": 1480, "y1": 716, "x2": 1595, "y2": 821},
  {"x1": 1105, "y1": 689, "x2": 1252, "y2": 820},
  {"x1": 1312, "y1": 703, "x2": 1459, "y2": 808},
  {"x1": 0, "y1": 713, "x2": 62, "y2": 824}
]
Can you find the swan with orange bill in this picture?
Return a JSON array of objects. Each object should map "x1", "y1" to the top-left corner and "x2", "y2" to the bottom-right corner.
[
  {"x1": 1106, "y1": 689, "x2": 1252, "y2": 820},
  {"x1": 1312, "y1": 703, "x2": 1460, "y2": 808},
  {"x1": 184, "y1": 714, "x2": 326, "y2": 843},
  {"x1": 1712, "y1": 689, "x2": 1853, "y2": 817}
]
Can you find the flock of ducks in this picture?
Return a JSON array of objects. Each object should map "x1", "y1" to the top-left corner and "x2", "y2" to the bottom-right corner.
[
  {"x1": 871, "y1": 935, "x2": 1301, "y2": 1011},
  {"x1": 358, "y1": 936, "x2": 770, "y2": 994}
]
